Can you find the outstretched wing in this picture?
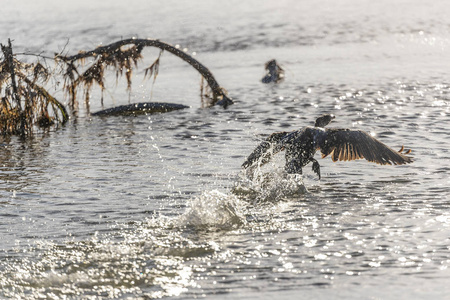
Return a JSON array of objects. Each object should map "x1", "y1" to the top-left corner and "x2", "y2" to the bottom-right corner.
[
  {"x1": 318, "y1": 129, "x2": 413, "y2": 165},
  {"x1": 242, "y1": 131, "x2": 288, "y2": 168}
]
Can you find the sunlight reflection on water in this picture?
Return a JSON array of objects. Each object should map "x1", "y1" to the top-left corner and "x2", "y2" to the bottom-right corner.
[{"x1": 1, "y1": 0, "x2": 450, "y2": 299}]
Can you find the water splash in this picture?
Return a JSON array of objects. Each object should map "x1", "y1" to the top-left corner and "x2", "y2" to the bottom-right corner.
[
  {"x1": 178, "y1": 190, "x2": 246, "y2": 230},
  {"x1": 0, "y1": 189, "x2": 248, "y2": 299},
  {"x1": 233, "y1": 164, "x2": 307, "y2": 203},
  {"x1": 233, "y1": 140, "x2": 307, "y2": 202}
]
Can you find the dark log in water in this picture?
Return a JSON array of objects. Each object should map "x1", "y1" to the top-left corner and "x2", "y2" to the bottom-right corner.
[{"x1": 91, "y1": 102, "x2": 189, "y2": 116}]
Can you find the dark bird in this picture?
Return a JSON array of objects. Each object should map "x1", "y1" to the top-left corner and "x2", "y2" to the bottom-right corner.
[
  {"x1": 242, "y1": 114, "x2": 413, "y2": 179},
  {"x1": 261, "y1": 59, "x2": 285, "y2": 84}
]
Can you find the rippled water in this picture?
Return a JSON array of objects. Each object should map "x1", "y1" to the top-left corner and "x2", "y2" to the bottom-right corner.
[{"x1": 1, "y1": 0, "x2": 450, "y2": 299}]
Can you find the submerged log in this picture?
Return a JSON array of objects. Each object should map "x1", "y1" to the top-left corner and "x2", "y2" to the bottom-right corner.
[{"x1": 91, "y1": 102, "x2": 189, "y2": 116}]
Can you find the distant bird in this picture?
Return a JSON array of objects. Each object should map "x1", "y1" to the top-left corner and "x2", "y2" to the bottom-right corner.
[
  {"x1": 261, "y1": 59, "x2": 284, "y2": 84},
  {"x1": 242, "y1": 114, "x2": 413, "y2": 179}
]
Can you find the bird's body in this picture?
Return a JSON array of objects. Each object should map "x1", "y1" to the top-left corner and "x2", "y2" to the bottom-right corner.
[
  {"x1": 261, "y1": 59, "x2": 284, "y2": 84},
  {"x1": 242, "y1": 115, "x2": 413, "y2": 179}
]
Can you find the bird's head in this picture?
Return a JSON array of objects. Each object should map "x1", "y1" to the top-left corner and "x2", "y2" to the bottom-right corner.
[
  {"x1": 314, "y1": 114, "x2": 335, "y2": 128},
  {"x1": 265, "y1": 59, "x2": 278, "y2": 70}
]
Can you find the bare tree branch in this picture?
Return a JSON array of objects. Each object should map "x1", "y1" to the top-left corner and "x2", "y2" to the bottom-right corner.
[{"x1": 57, "y1": 38, "x2": 233, "y2": 107}]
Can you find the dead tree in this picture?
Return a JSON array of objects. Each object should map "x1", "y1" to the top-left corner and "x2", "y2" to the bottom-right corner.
[
  {"x1": 0, "y1": 39, "x2": 68, "y2": 136},
  {"x1": 1, "y1": 38, "x2": 234, "y2": 135}
]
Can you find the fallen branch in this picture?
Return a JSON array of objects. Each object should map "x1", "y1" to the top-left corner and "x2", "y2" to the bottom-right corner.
[{"x1": 56, "y1": 38, "x2": 233, "y2": 109}]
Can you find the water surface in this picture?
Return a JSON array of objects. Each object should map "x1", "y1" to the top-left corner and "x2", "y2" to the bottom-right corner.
[{"x1": 1, "y1": 0, "x2": 450, "y2": 299}]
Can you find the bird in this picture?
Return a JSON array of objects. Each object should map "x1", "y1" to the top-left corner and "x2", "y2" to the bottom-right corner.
[
  {"x1": 242, "y1": 114, "x2": 413, "y2": 179},
  {"x1": 261, "y1": 59, "x2": 285, "y2": 84}
]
